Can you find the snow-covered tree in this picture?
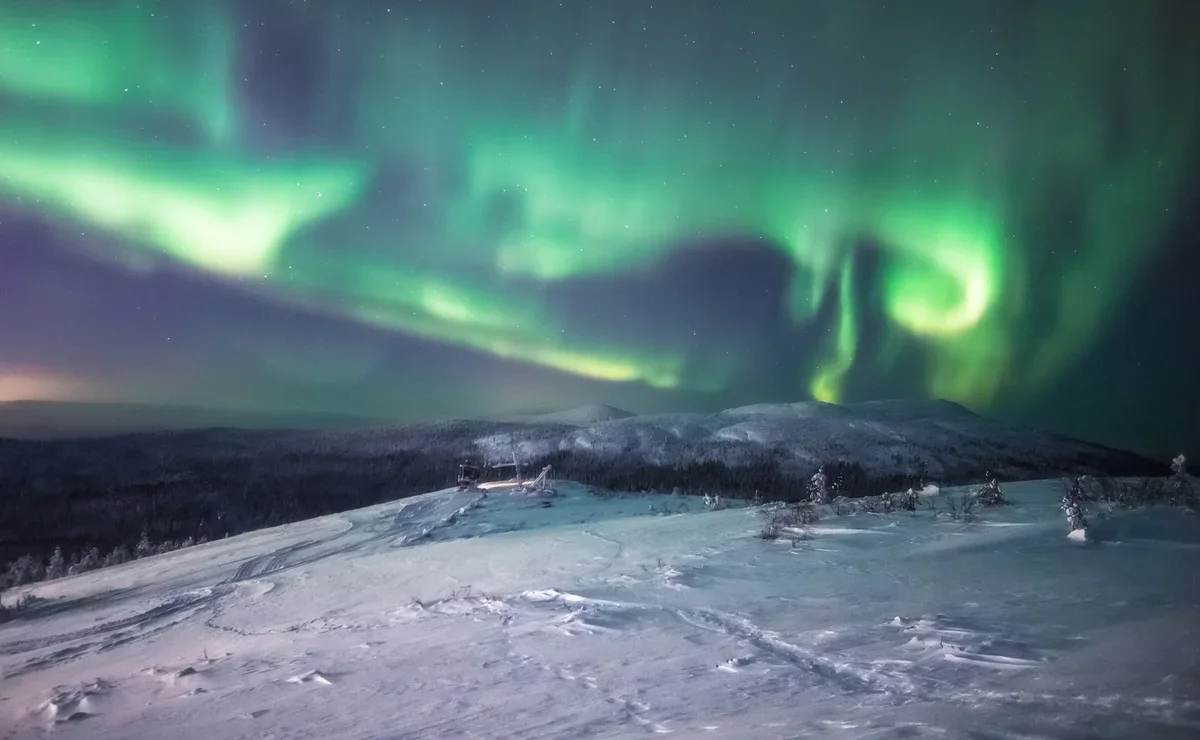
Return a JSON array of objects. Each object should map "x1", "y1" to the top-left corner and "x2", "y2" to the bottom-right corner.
[
  {"x1": 1171, "y1": 454, "x2": 1187, "y2": 477},
  {"x1": 1061, "y1": 478, "x2": 1088, "y2": 534},
  {"x1": 1168, "y1": 453, "x2": 1194, "y2": 506},
  {"x1": 976, "y1": 477, "x2": 1006, "y2": 507},
  {"x1": 103, "y1": 545, "x2": 131, "y2": 568},
  {"x1": 5, "y1": 554, "x2": 43, "y2": 586},
  {"x1": 68, "y1": 547, "x2": 101, "y2": 576},
  {"x1": 135, "y1": 531, "x2": 154, "y2": 559},
  {"x1": 807, "y1": 467, "x2": 828, "y2": 505},
  {"x1": 45, "y1": 547, "x2": 66, "y2": 580}
]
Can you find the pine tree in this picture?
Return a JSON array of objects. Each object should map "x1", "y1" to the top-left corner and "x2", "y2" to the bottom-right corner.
[
  {"x1": 1061, "y1": 478, "x2": 1088, "y2": 533},
  {"x1": 807, "y1": 467, "x2": 828, "y2": 505},
  {"x1": 135, "y1": 531, "x2": 154, "y2": 559},
  {"x1": 68, "y1": 547, "x2": 101, "y2": 576},
  {"x1": 976, "y1": 476, "x2": 1007, "y2": 507},
  {"x1": 103, "y1": 545, "x2": 131, "y2": 568},
  {"x1": 45, "y1": 547, "x2": 66, "y2": 580},
  {"x1": 5, "y1": 554, "x2": 43, "y2": 586}
]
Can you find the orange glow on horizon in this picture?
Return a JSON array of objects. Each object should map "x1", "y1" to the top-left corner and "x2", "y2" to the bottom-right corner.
[{"x1": 0, "y1": 363, "x2": 97, "y2": 403}]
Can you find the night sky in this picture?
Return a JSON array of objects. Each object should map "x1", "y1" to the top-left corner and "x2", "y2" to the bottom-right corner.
[{"x1": 0, "y1": 0, "x2": 1197, "y2": 457}]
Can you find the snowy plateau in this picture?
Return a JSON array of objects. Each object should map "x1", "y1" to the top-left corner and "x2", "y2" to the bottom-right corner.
[{"x1": 3, "y1": 477, "x2": 1199, "y2": 739}]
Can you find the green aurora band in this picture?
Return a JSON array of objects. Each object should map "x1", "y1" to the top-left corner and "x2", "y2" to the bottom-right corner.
[{"x1": 0, "y1": 0, "x2": 1195, "y2": 406}]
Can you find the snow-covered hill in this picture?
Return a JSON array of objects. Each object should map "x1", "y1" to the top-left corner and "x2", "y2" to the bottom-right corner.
[
  {"x1": 465, "y1": 399, "x2": 1153, "y2": 482},
  {"x1": 1, "y1": 400, "x2": 1157, "y2": 488},
  {"x1": 3, "y1": 480, "x2": 1198, "y2": 739}
]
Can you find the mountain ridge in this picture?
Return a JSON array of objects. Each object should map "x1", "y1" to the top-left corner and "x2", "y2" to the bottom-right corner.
[{"x1": 0, "y1": 400, "x2": 391, "y2": 440}]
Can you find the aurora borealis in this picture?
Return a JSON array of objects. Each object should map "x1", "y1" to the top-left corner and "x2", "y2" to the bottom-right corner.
[{"x1": 1, "y1": 0, "x2": 1197, "y2": 455}]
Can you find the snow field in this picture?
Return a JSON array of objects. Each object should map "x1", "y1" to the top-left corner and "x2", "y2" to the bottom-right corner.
[{"x1": 2, "y1": 480, "x2": 1199, "y2": 739}]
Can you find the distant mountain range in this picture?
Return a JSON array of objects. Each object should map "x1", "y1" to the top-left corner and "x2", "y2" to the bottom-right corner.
[
  {"x1": 0, "y1": 401, "x2": 642, "y2": 441},
  {"x1": 499, "y1": 404, "x2": 636, "y2": 425},
  {"x1": 0, "y1": 399, "x2": 1163, "y2": 483},
  {"x1": 471, "y1": 399, "x2": 1158, "y2": 481},
  {"x1": 0, "y1": 400, "x2": 386, "y2": 440}
]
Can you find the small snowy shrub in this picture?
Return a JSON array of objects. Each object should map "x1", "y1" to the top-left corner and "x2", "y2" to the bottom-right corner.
[
  {"x1": 649, "y1": 500, "x2": 690, "y2": 515},
  {"x1": 759, "y1": 518, "x2": 781, "y2": 540},
  {"x1": 975, "y1": 477, "x2": 1007, "y2": 507},
  {"x1": 1127, "y1": 477, "x2": 1165, "y2": 506},
  {"x1": 892, "y1": 488, "x2": 920, "y2": 511},
  {"x1": 855, "y1": 496, "x2": 881, "y2": 514},
  {"x1": 760, "y1": 502, "x2": 819, "y2": 541},
  {"x1": 790, "y1": 529, "x2": 814, "y2": 549},
  {"x1": 945, "y1": 493, "x2": 977, "y2": 523},
  {"x1": 1086, "y1": 472, "x2": 1192, "y2": 511},
  {"x1": 1171, "y1": 453, "x2": 1187, "y2": 477},
  {"x1": 779, "y1": 502, "x2": 820, "y2": 527}
]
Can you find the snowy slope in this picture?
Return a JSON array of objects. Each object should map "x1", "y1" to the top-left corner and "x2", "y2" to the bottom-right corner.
[{"x1": 3, "y1": 480, "x2": 1198, "y2": 739}]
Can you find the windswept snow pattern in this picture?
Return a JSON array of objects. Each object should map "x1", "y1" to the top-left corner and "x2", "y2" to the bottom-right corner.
[{"x1": 2, "y1": 481, "x2": 1199, "y2": 739}]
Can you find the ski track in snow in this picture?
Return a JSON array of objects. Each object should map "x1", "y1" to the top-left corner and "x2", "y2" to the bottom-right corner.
[{"x1": 2, "y1": 480, "x2": 1200, "y2": 739}]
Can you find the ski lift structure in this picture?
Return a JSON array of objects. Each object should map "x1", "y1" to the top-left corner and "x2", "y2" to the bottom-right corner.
[{"x1": 456, "y1": 446, "x2": 554, "y2": 496}]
